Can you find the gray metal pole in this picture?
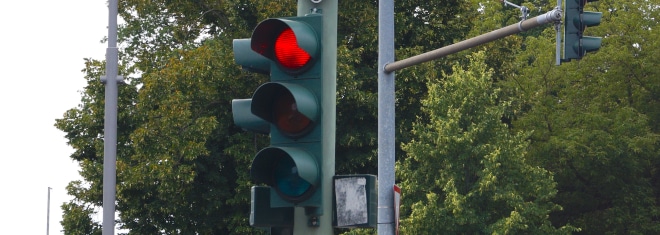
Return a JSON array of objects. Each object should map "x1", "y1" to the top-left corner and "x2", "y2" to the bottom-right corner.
[
  {"x1": 556, "y1": 0, "x2": 563, "y2": 65},
  {"x1": 294, "y1": 1, "x2": 337, "y2": 235},
  {"x1": 103, "y1": 0, "x2": 119, "y2": 234},
  {"x1": 47, "y1": 187, "x2": 51, "y2": 235},
  {"x1": 384, "y1": 9, "x2": 562, "y2": 73},
  {"x1": 378, "y1": 0, "x2": 395, "y2": 234}
]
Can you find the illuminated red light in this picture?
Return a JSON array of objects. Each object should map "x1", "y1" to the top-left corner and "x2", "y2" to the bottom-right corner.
[{"x1": 275, "y1": 28, "x2": 311, "y2": 70}]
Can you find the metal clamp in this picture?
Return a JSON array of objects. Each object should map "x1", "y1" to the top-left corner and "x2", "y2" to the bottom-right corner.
[{"x1": 501, "y1": 0, "x2": 529, "y2": 21}]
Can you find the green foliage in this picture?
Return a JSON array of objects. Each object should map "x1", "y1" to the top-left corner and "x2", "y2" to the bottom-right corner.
[
  {"x1": 56, "y1": 57, "x2": 139, "y2": 234},
  {"x1": 399, "y1": 52, "x2": 574, "y2": 234},
  {"x1": 56, "y1": 0, "x2": 660, "y2": 233},
  {"x1": 336, "y1": 0, "x2": 477, "y2": 175},
  {"x1": 60, "y1": 181, "x2": 102, "y2": 235},
  {"x1": 503, "y1": 0, "x2": 660, "y2": 233}
]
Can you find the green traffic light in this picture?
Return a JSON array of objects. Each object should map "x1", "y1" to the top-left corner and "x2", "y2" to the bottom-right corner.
[
  {"x1": 576, "y1": 11, "x2": 602, "y2": 30},
  {"x1": 563, "y1": 0, "x2": 603, "y2": 61},
  {"x1": 275, "y1": 157, "x2": 312, "y2": 197},
  {"x1": 251, "y1": 146, "x2": 320, "y2": 205},
  {"x1": 574, "y1": 36, "x2": 603, "y2": 56}
]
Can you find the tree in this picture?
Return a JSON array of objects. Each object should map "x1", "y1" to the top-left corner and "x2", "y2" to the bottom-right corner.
[
  {"x1": 503, "y1": 0, "x2": 660, "y2": 233},
  {"x1": 399, "y1": 52, "x2": 574, "y2": 234},
  {"x1": 56, "y1": 57, "x2": 140, "y2": 234},
  {"x1": 60, "y1": 181, "x2": 102, "y2": 235},
  {"x1": 58, "y1": 0, "x2": 482, "y2": 233},
  {"x1": 335, "y1": 0, "x2": 477, "y2": 175}
]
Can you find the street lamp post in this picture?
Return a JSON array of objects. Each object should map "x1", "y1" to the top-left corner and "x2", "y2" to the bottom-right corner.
[{"x1": 47, "y1": 187, "x2": 51, "y2": 235}]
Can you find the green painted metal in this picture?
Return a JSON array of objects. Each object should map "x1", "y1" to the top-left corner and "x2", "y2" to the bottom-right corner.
[
  {"x1": 231, "y1": 99, "x2": 270, "y2": 134},
  {"x1": 251, "y1": 146, "x2": 321, "y2": 207},
  {"x1": 235, "y1": 13, "x2": 328, "y2": 232},
  {"x1": 563, "y1": 0, "x2": 602, "y2": 61},
  {"x1": 233, "y1": 38, "x2": 271, "y2": 74},
  {"x1": 250, "y1": 186, "x2": 294, "y2": 228},
  {"x1": 250, "y1": 82, "x2": 319, "y2": 134},
  {"x1": 232, "y1": 6, "x2": 336, "y2": 233},
  {"x1": 294, "y1": 2, "x2": 337, "y2": 234}
]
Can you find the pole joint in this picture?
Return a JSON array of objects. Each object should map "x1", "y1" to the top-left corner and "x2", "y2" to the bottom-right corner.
[
  {"x1": 501, "y1": 0, "x2": 529, "y2": 20},
  {"x1": 101, "y1": 76, "x2": 126, "y2": 84}
]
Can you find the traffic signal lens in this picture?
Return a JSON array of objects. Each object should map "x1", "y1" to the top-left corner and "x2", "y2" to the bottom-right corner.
[
  {"x1": 274, "y1": 156, "x2": 312, "y2": 197},
  {"x1": 274, "y1": 90, "x2": 311, "y2": 135},
  {"x1": 275, "y1": 28, "x2": 311, "y2": 70}
]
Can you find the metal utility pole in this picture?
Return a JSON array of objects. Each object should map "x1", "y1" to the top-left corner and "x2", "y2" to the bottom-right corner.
[
  {"x1": 377, "y1": 5, "x2": 561, "y2": 235},
  {"x1": 102, "y1": 0, "x2": 121, "y2": 234},
  {"x1": 378, "y1": 0, "x2": 396, "y2": 235},
  {"x1": 555, "y1": 0, "x2": 563, "y2": 65},
  {"x1": 384, "y1": 9, "x2": 562, "y2": 73},
  {"x1": 47, "y1": 187, "x2": 51, "y2": 235}
]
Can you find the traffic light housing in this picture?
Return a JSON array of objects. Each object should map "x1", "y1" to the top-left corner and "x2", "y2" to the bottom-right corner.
[
  {"x1": 231, "y1": 14, "x2": 325, "y2": 228},
  {"x1": 563, "y1": 0, "x2": 602, "y2": 61}
]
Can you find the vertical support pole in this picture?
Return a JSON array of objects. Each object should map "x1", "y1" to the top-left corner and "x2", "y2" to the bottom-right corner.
[
  {"x1": 556, "y1": 0, "x2": 562, "y2": 65},
  {"x1": 103, "y1": 0, "x2": 119, "y2": 234},
  {"x1": 295, "y1": 1, "x2": 337, "y2": 235},
  {"x1": 47, "y1": 187, "x2": 51, "y2": 235},
  {"x1": 378, "y1": 0, "x2": 396, "y2": 235}
]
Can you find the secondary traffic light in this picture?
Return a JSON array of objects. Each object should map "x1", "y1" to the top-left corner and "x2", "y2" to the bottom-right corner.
[
  {"x1": 563, "y1": 0, "x2": 602, "y2": 61},
  {"x1": 231, "y1": 14, "x2": 324, "y2": 229}
]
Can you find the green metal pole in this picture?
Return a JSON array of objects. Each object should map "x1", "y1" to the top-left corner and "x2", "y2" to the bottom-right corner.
[{"x1": 295, "y1": 1, "x2": 337, "y2": 235}]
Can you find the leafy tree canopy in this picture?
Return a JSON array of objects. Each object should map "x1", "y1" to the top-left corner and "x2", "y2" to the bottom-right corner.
[{"x1": 56, "y1": 0, "x2": 660, "y2": 234}]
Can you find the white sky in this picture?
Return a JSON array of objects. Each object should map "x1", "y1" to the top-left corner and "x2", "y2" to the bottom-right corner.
[{"x1": 0, "y1": 1, "x2": 108, "y2": 234}]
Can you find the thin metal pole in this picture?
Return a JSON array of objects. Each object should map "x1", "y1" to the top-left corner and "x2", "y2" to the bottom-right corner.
[
  {"x1": 556, "y1": 0, "x2": 563, "y2": 65},
  {"x1": 47, "y1": 187, "x2": 51, "y2": 235},
  {"x1": 384, "y1": 9, "x2": 562, "y2": 73},
  {"x1": 378, "y1": 0, "x2": 395, "y2": 234},
  {"x1": 103, "y1": 0, "x2": 119, "y2": 234}
]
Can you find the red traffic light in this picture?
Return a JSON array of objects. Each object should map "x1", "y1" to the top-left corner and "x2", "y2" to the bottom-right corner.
[
  {"x1": 251, "y1": 18, "x2": 319, "y2": 74},
  {"x1": 275, "y1": 28, "x2": 312, "y2": 70}
]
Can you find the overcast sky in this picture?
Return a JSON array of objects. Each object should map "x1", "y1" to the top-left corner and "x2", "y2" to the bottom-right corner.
[{"x1": 0, "y1": 1, "x2": 108, "y2": 234}]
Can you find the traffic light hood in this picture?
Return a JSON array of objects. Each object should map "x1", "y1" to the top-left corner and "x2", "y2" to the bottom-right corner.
[
  {"x1": 233, "y1": 39, "x2": 270, "y2": 74},
  {"x1": 251, "y1": 18, "x2": 320, "y2": 73},
  {"x1": 251, "y1": 146, "x2": 320, "y2": 202},
  {"x1": 251, "y1": 82, "x2": 319, "y2": 137}
]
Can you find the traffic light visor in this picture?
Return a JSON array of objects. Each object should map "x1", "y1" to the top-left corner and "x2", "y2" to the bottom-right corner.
[
  {"x1": 251, "y1": 18, "x2": 319, "y2": 73},
  {"x1": 572, "y1": 11, "x2": 602, "y2": 30},
  {"x1": 231, "y1": 99, "x2": 270, "y2": 134},
  {"x1": 251, "y1": 147, "x2": 320, "y2": 202},
  {"x1": 233, "y1": 39, "x2": 270, "y2": 74},
  {"x1": 275, "y1": 156, "x2": 312, "y2": 197},
  {"x1": 251, "y1": 82, "x2": 319, "y2": 137},
  {"x1": 273, "y1": 89, "x2": 312, "y2": 135},
  {"x1": 573, "y1": 36, "x2": 603, "y2": 55}
]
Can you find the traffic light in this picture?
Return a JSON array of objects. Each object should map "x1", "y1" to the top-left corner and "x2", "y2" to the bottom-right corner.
[
  {"x1": 563, "y1": 0, "x2": 602, "y2": 61},
  {"x1": 231, "y1": 14, "x2": 325, "y2": 228}
]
